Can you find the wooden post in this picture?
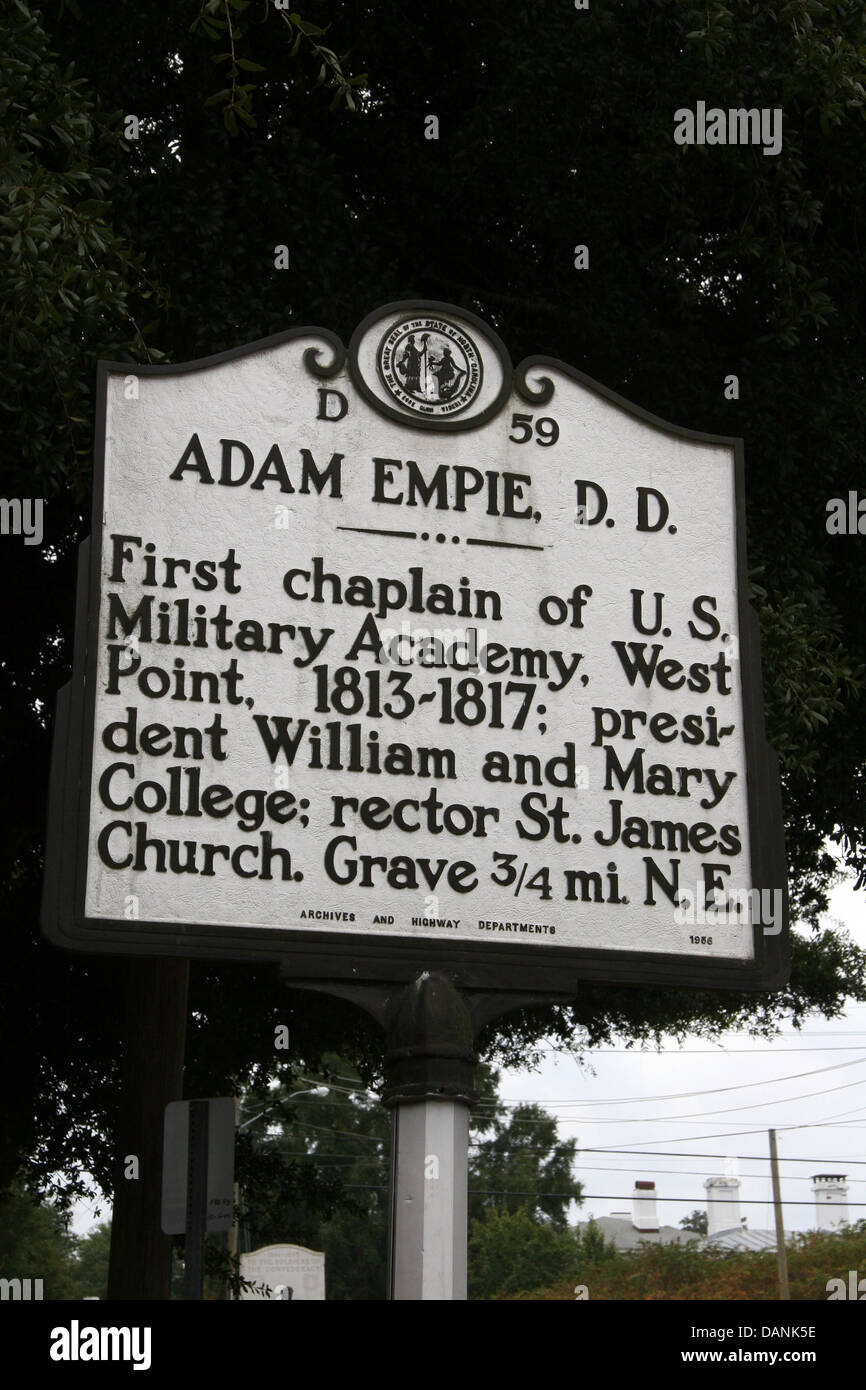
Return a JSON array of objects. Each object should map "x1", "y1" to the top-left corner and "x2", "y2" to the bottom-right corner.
[
  {"x1": 107, "y1": 957, "x2": 189, "y2": 1300},
  {"x1": 769, "y1": 1129, "x2": 790, "y2": 1300}
]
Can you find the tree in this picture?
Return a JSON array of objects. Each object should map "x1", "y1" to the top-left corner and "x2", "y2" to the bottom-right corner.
[
  {"x1": 0, "y1": 0, "x2": 163, "y2": 1205},
  {"x1": 4, "y1": 0, "x2": 866, "y2": 1209},
  {"x1": 680, "y1": 1209, "x2": 709, "y2": 1236},
  {"x1": 0, "y1": 1185, "x2": 78, "y2": 1299},
  {"x1": 469, "y1": 1071, "x2": 583, "y2": 1226},
  {"x1": 505, "y1": 1220, "x2": 866, "y2": 1301},
  {"x1": 66, "y1": 1222, "x2": 112, "y2": 1300},
  {"x1": 575, "y1": 1217, "x2": 620, "y2": 1268},
  {"x1": 468, "y1": 1208, "x2": 579, "y2": 1301}
]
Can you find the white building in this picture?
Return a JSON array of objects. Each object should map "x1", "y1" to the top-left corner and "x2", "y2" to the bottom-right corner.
[
  {"x1": 576, "y1": 1181, "x2": 696, "y2": 1251},
  {"x1": 579, "y1": 1168, "x2": 850, "y2": 1255},
  {"x1": 811, "y1": 1174, "x2": 849, "y2": 1230}
]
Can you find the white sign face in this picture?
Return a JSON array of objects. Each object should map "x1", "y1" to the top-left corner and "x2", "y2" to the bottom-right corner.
[
  {"x1": 45, "y1": 301, "x2": 786, "y2": 989},
  {"x1": 239, "y1": 1245, "x2": 325, "y2": 1301}
]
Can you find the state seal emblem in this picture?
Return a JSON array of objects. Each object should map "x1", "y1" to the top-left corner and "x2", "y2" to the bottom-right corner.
[{"x1": 378, "y1": 316, "x2": 483, "y2": 417}]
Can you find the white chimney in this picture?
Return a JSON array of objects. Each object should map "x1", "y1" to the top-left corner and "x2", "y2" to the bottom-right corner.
[
  {"x1": 811, "y1": 1174, "x2": 848, "y2": 1230},
  {"x1": 704, "y1": 1176, "x2": 742, "y2": 1235},
  {"x1": 632, "y1": 1180, "x2": 659, "y2": 1232}
]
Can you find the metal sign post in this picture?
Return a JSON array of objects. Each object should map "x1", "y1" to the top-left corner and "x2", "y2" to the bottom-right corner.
[
  {"x1": 184, "y1": 1100, "x2": 209, "y2": 1301},
  {"x1": 389, "y1": 1101, "x2": 471, "y2": 1300},
  {"x1": 384, "y1": 974, "x2": 475, "y2": 1300},
  {"x1": 161, "y1": 1097, "x2": 235, "y2": 1298}
]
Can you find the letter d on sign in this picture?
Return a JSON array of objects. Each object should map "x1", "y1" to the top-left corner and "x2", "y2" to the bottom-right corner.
[
  {"x1": 636, "y1": 487, "x2": 670, "y2": 533},
  {"x1": 317, "y1": 389, "x2": 349, "y2": 421},
  {"x1": 574, "y1": 480, "x2": 607, "y2": 525}
]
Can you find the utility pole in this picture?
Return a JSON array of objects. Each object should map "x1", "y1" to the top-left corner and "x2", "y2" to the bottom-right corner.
[{"x1": 768, "y1": 1129, "x2": 790, "y2": 1300}]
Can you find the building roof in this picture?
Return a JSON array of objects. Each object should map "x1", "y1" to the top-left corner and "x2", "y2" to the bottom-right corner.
[
  {"x1": 577, "y1": 1216, "x2": 697, "y2": 1252},
  {"x1": 701, "y1": 1227, "x2": 777, "y2": 1253}
]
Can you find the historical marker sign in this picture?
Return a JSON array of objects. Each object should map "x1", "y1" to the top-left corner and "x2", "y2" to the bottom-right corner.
[
  {"x1": 42, "y1": 300, "x2": 788, "y2": 991},
  {"x1": 239, "y1": 1245, "x2": 325, "y2": 1301}
]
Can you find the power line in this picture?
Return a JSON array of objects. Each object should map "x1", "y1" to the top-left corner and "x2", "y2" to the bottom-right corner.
[
  {"x1": 512, "y1": 1193, "x2": 866, "y2": 1207},
  {"x1": 302, "y1": 1062, "x2": 866, "y2": 1115},
  {"x1": 262, "y1": 1153, "x2": 866, "y2": 1184},
  {"x1": 278, "y1": 1103, "x2": 866, "y2": 1133},
  {"x1": 270, "y1": 1142, "x2": 866, "y2": 1175},
  {"x1": 269, "y1": 1127, "x2": 866, "y2": 1167},
  {"x1": 535, "y1": 1028, "x2": 866, "y2": 1052},
  {"x1": 274, "y1": 1106, "x2": 866, "y2": 1150},
  {"x1": 474, "y1": 1056, "x2": 866, "y2": 1108},
  {"x1": 339, "y1": 1187, "x2": 866, "y2": 1206},
  {"x1": 533, "y1": 1045, "x2": 866, "y2": 1053},
  {"x1": 582, "y1": 1127, "x2": 866, "y2": 1152},
  {"x1": 298, "y1": 1077, "x2": 377, "y2": 1100},
  {"x1": 279, "y1": 1118, "x2": 384, "y2": 1144},
  {"x1": 572, "y1": 1164, "x2": 862, "y2": 1181},
  {"x1": 608, "y1": 1048, "x2": 865, "y2": 1054},
  {"x1": 474, "y1": 1078, "x2": 866, "y2": 1125}
]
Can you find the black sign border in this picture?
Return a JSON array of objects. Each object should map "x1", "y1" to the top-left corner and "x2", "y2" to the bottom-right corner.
[{"x1": 42, "y1": 303, "x2": 789, "y2": 994}]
